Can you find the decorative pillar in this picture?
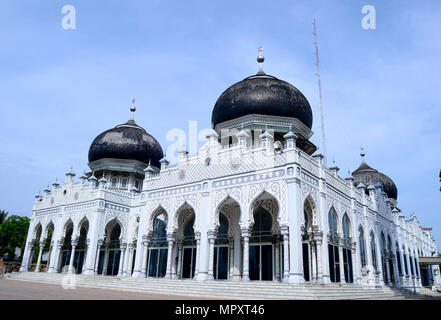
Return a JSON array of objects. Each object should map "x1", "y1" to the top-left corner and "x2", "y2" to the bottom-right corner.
[
  {"x1": 241, "y1": 228, "x2": 250, "y2": 281},
  {"x1": 176, "y1": 240, "x2": 183, "y2": 279},
  {"x1": 68, "y1": 238, "x2": 78, "y2": 274},
  {"x1": 274, "y1": 236, "x2": 280, "y2": 281},
  {"x1": 35, "y1": 239, "x2": 46, "y2": 273},
  {"x1": 314, "y1": 230, "x2": 324, "y2": 283},
  {"x1": 310, "y1": 240, "x2": 317, "y2": 282},
  {"x1": 281, "y1": 226, "x2": 290, "y2": 282},
  {"x1": 207, "y1": 230, "x2": 216, "y2": 280},
  {"x1": 140, "y1": 235, "x2": 150, "y2": 277},
  {"x1": 228, "y1": 237, "x2": 234, "y2": 280},
  {"x1": 165, "y1": 233, "x2": 175, "y2": 279},
  {"x1": 338, "y1": 239, "x2": 346, "y2": 284},
  {"x1": 94, "y1": 240, "x2": 103, "y2": 274},
  {"x1": 123, "y1": 243, "x2": 133, "y2": 277},
  {"x1": 171, "y1": 241, "x2": 178, "y2": 279},
  {"x1": 46, "y1": 242, "x2": 53, "y2": 272},
  {"x1": 53, "y1": 240, "x2": 63, "y2": 273},
  {"x1": 117, "y1": 243, "x2": 126, "y2": 276},
  {"x1": 287, "y1": 175, "x2": 305, "y2": 284},
  {"x1": 102, "y1": 244, "x2": 110, "y2": 276},
  {"x1": 194, "y1": 232, "x2": 201, "y2": 279}
]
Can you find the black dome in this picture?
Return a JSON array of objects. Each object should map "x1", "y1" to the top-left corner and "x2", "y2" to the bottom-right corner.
[
  {"x1": 88, "y1": 120, "x2": 164, "y2": 168},
  {"x1": 352, "y1": 162, "x2": 398, "y2": 200},
  {"x1": 211, "y1": 74, "x2": 313, "y2": 129}
]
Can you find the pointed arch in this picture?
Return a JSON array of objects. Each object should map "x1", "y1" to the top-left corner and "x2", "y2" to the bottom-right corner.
[
  {"x1": 174, "y1": 202, "x2": 196, "y2": 238},
  {"x1": 148, "y1": 205, "x2": 169, "y2": 233},
  {"x1": 32, "y1": 222, "x2": 43, "y2": 241},
  {"x1": 328, "y1": 206, "x2": 338, "y2": 242},
  {"x1": 214, "y1": 196, "x2": 240, "y2": 235},
  {"x1": 249, "y1": 190, "x2": 280, "y2": 233},
  {"x1": 303, "y1": 195, "x2": 317, "y2": 230}
]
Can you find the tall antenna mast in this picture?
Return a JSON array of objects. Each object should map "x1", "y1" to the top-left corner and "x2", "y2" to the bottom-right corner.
[{"x1": 313, "y1": 18, "x2": 328, "y2": 167}]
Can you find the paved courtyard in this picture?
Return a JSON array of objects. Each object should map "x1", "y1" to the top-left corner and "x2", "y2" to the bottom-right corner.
[{"x1": 0, "y1": 278, "x2": 211, "y2": 300}]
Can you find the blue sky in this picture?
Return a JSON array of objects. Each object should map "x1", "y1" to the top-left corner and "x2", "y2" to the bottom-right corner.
[{"x1": 0, "y1": 1, "x2": 440, "y2": 248}]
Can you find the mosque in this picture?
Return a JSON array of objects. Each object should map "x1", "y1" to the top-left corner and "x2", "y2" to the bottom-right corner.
[{"x1": 19, "y1": 50, "x2": 440, "y2": 293}]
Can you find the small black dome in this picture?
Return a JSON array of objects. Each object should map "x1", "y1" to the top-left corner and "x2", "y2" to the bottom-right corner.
[
  {"x1": 352, "y1": 162, "x2": 398, "y2": 200},
  {"x1": 88, "y1": 120, "x2": 164, "y2": 168},
  {"x1": 211, "y1": 74, "x2": 313, "y2": 129}
]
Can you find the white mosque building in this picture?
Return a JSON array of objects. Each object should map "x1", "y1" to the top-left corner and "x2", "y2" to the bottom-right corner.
[{"x1": 20, "y1": 51, "x2": 440, "y2": 293}]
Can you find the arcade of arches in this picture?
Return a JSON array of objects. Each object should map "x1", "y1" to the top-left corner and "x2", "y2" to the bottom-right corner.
[{"x1": 24, "y1": 194, "x2": 425, "y2": 287}]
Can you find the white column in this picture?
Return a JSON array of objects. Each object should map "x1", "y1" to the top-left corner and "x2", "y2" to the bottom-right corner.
[
  {"x1": 233, "y1": 225, "x2": 242, "y2": 281},
  {"x1": 281, "y1": 226, "x2": 290, "y2": 282},
  {"x1": 319, "y1": 193, "x2": 331, "y2": 284},
  {"x1": 102, "y1": 245, "x2": 110, "y2": 276},
  {"x1": 165, "y1": 234, "x2": 175, "y2": 279},
  {"x1": 196, "y1": 191, "x2": 210, "y2": 281},
  {"x1": 171, "y1": 242, "x2": 178, "y2": 279},
  {"x1": 20, "y1": 242, "x2": 33, "y2": 272},
  {"x1": 139, "y1": 236, "x2": 150, "y2": 277},
  {"x1": 68, "y1": 239, "x2": 78, "y2": 274},
  {"x1": 94, "y1": 240, "x2": 103, "y2": 274},
  {"x1": 46, "y1": 243, "x2": 53, "y2": 272},
  {"x1": 83, "y1": 210, "x2": 102, "y2": 275},
  {"x1": 274, "y1": 237, "x2": 280, "y2": 281},
  {"x1": 176, "y1": 241, "x2": 183, "y2": 279},
  {"x1": 228, "y1": 237, "x2": 234, "y2": 280},
  {"x1": 35, "y1": 240, "x2": 45, "y2": 272},
  {"x1": 207, "y1": 231, "x2": 216, "y2": 280},
  {"x1": 287, "y1": 177, "x2": 305, "y2": 284},
  {"x1": 241, "y1": 228, "x2": 250, "y2": 281},
  {"x1": 123, "y1": 243, "x2": 132, "y2": 277},
  {"x1": 117, "y1": 244, "x2": 126, "y2": 276},
  {"x1": 194, "y1": 233, "x2": 201, "y2": 279},
  {"x1": 316, "y1": 236, "x2": 324, "y2": 283},
  {"x1": 338, "y1": 241, "x2": 346, "y2": 283}
]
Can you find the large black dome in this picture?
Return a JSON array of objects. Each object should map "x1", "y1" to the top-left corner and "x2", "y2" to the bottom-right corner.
[
  {"x1": 352, "y1": 162, "x2": 398, "y2": 200},
  {"x1": 88, "y1": 120, "x2": 164, "y2": 168},
  {"x1": 211, "y1": 74, "x2": 313, "y2": 129}
]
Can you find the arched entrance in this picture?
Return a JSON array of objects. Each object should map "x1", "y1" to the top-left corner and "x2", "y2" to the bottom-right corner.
[
  {"x1": 380, "y1": 233, "x2": 388, "y2": 284},
  {"x1": 328, "y1": 207, "x2": 340, "y2": 282},
  {"x1": 97, "y1": 220, "x2": 122, "y2": 276},
  {"x1": 59, "y1": 221, "x2": 73, "y2": 273},
  {"x1": 249, "y1": 193, "x2": 280, "y2": 281},
  {"x1": 213, "y1": 213, "x2": 229, "y2": 280},
  {"x1": 147, "y1": 211, "x2": 168, "y2": 278},
  {"x1": 213, "y1": 197, "x2": 242, "y2": 281},
  {"x1": 73, "y1": 219, "x2": 88, "y2": 274},
  {"x1": 175, "y1": 204, "x2": 197, "y2": 279},
  {"x1": 342, "y1": 214, "x2": 353, "y2": 283}
]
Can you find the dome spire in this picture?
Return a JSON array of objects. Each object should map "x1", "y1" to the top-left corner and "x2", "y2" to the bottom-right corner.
[
  {"x1": 130, "y1": 98, "x2": 136, "y2": 121},
  {"x1": 257, "y1": 46, "x2": 265, "y2": 75},
  {"x1": 360, "y1": 146, "x2": 366, "y2": 163}
]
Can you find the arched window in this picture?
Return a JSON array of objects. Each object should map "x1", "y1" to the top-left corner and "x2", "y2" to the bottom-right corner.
[
  {"x1": 111, "y1": 177, "x2": 118, "y2": 188},
  {"x1": 328, "y1": 208, "x2": 338, "y2": 244},
  {"x1": 342, "y1": 215, "x2": 351, "y2": 247},
  {"x1": 328, "y1": 208, "x2": 340, "y2": 282},
  {"x1": 121, "y1": 177, "x2": 128, "y2": 189},
  {"x1": 359, "y1": 227, "x2": 367, "y2": 268},
  {"x1": 148, "y1": 213, "x2": 168, "y2": 278},
  {"x1": 370, "y1": 232, "x2": 377, "y2": 270},
  {"x1": 341, "y1": 214, "x2": 353, "y2": 283}
]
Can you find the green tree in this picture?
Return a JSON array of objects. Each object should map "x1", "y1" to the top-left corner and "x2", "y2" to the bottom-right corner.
[
  {"x1": 0, "y1": 210, "x2": 8, "y2": 224},
  {"x1": 0, "y1": 215, "x2": 30, "y2": 260}
]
